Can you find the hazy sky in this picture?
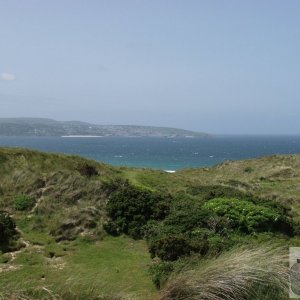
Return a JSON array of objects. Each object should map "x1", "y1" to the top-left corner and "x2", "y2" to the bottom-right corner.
[{"x1": 0, "y1": 1, "x2": 299, "y2": 134}]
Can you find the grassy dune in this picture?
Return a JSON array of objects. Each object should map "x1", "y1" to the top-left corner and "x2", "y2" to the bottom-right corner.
[
  {"x1": 1, "y1": 236, "x2": 156, "y2": 299},
  {"x1": 124, "y1": 154, "x2": 300, "y2": 219},
  {"x1": 0, "y1": 147, "x2": 300, "y2": 299}
]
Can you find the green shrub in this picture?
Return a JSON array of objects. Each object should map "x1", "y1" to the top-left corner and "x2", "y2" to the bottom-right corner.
[
  {"x1": 187, "y1": 185, "x2": 253, "y2": 200},
  {"x1": 145, "y1": 195, "x2": 294, "y2": 263},
  {"x1": 104, "y1": 179, "x2": 171, "y2": 239},
  {"x1": 76, "y1": 162, "x2": 98, "y2": 177},
  {"x1": 163, "y1": 206, "x2": 213, "y2": 233},
  {"x1": 206, "y1": 234, "x2": 234, "y2": 255},
  {"x1": 149, "y1": 234, "x2": 196, "y2": 261},
  {"x1": 244, "y1": 166, "x2": 254, "y2": 173},
  {"x1": 203, "y1": 197, "x2": 293, "y2": 234},
  {"x1": 145, "y1": 201, "x2": 233, "y2": 261},
  {"x1": 14, "y1": 195, "x2": 36, "y2": 211},
  {"x1": 103, "y1": 220, "x2": 120, "y2": 236},
  {"x1": 0, "y1": 211, "x2": 17, "y2": 251},
  {"x1": 0, "y1": 153, "x2": 7, "y2": 164},
  {"x1": 149, "y1": 261, "x2": 174, "y2": 288},
  {"x1": 188, "y1": 185, "x2": 292, "y2": 217}
]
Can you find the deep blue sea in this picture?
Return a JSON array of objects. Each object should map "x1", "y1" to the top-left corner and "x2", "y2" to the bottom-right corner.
[{"x1": 0, "y1": 136, "x2": 300, "y2": 170}]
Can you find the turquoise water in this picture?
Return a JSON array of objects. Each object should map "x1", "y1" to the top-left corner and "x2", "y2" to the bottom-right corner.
[{"x1": 0, "y1": 136, "x2": 300, "y2": 170}]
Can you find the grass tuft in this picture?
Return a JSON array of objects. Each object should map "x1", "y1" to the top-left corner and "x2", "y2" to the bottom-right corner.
[{"x1": 159, "y1": 244, "x2": 289, "y2": 300}]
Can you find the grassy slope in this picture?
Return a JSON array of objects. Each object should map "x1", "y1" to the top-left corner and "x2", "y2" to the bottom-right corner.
[
  {"x1": 0, "y1": 148, "x2": 157, "y2": 299},
  {"x1": 1, "y1": 236, "x2": 155, "y2": 299},
  {"x1": 123, "y1": 155, "x2": 300, "y2": 220},
  {"x1": 1, "y1": 147, "x2": 300, "y2": 299}
]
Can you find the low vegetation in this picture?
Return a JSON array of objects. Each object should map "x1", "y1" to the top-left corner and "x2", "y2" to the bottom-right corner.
[
  {"x1": 14, "y1": 195, "x2": 36, "y2": 211},
  {"x1": 0, "y1": 211, "x2": 18, "y2": 252},
  {"x1": 103, "y1": 178, "x2": 170, "y2": 239},
  {"x1": 203, "y1": 197, "x2": 293, "y2": 234},
  {"x1": 0, "y1": 147, "x2": 300, "y2": 299},
  {"x1": 159, "y1": 245, "x2": 288, "y2": 300}
]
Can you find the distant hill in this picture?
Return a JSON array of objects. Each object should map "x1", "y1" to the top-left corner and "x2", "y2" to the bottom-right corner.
[{"x1": 0, "y1": 118, "x2": 208, "y2": 138}]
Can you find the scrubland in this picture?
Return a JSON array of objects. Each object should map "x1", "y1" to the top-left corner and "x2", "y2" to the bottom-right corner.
[{"x1": 1, "y1": 148, "x2": 299, "y2": 299}]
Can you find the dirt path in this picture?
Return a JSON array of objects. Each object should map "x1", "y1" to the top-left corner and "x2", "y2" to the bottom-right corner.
[
  {"x1": 9, "y1": 237, "x2": 30, "y2": 262},
  {"x1": 30, "y1": 184, "x2": 49, "y2": 213}
]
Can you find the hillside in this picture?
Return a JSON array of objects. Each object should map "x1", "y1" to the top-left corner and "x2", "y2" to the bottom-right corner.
[
  {"x1": 0, "y1": 148, "x2": 299, "y2": 299},
  {"x1": 0, "y1": 118, "x2": 207, "y2": 138}
]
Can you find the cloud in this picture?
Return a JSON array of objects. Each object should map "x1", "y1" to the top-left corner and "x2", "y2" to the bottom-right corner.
[{"x1": 0, "y1": 73, "x2": 16, "y2": 81}]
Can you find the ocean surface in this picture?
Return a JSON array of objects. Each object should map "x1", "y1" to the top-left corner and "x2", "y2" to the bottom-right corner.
[{"x1": 0, "y1": 136, "x2": 300, "y2": 170}]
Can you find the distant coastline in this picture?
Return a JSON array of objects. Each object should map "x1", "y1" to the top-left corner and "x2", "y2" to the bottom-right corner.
[
  {"x1": 0, "y1": 117, "x2": 208, "y2": 138},
  {"x1": 61, "y1": 135, "x2": 103, "y2": 138}
]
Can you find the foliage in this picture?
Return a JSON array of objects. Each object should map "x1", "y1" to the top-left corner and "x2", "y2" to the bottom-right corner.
[
  {"x1": 187, "y1": 185, "x2": 254, "y2": 200},
  {"x1": 0, "y1": 235, "x2": 157, "y2": 299},
  {"x1": 0, "y1": 148, "x2": 299, "y2": 298},
  {"x1": 0, "y1": 153, "x2": 7, "y2": 164},
  {"x1": 0, "y1": 211, "x2": 17, "y2": 251},
  {"x1": 14, "y1": 195, "x2": 36, "y2": 211},
  {"x1": 244, "y1": 166, "x2": 254, "y2": 173},
  {"x1": 104, "y1": 179, "x2": 171, "y2": 239},
  {"x1": 145, "y1": 194, "x2": 294, "y2": 263},
  {"x1": 159, "y1": 245, "x2": 288, "y2": 300},
  {"x1": 148, "y1": 234, "x2": 197, "y2": 261},
  {"x1": 145, "y1": 210, "x2": 228, "y2": 261},
  {"x1": 163, "y1": 205, "x2": 213, "y2": 232},
  {"x1": 187, "y1": 185, "x2": 293, "y2": 226},
  {"x1": 76, "y1": 162, "x2": 99, "y2": 177},
  {"x1": 149, "y1": 261, "x2": 174, "y2": 289},
  {"x1": 203, "y1": 197, "x2": 293, "y2": 234}
]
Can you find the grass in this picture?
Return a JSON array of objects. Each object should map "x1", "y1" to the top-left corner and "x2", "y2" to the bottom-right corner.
[
  {"x1": 123, "y1": 154, "x2": 300, "y2": 222},
  {"x1": 0, "y1": 235, "x2": 156, "y2": 299},
  {"x1": 159, "y1": 244, "x2": 289, "y2": 300},
  {"x1": 1, "y1": 148, "x2": 300, "y2": 299}
]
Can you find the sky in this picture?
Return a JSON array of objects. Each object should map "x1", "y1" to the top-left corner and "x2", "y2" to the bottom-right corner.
[{"x1": 0, "y1": 0, "x2": 299, "y2": 134}]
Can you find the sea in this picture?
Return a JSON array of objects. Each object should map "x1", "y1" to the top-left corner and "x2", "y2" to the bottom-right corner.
[{"x1": 0, "y1": 136, "x2": 300, "y2": 171}]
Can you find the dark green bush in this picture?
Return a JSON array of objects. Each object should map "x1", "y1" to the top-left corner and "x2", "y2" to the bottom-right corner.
[
  {"x1": 103, "y1": 179, "x2": 294, "y2": 268},
  {"x1": 162, "y1": 204, "x2": 232, "y2": 235},
  {"x1": 76, "y1": 162, "x2": 98, "y2": 177},
  {"x1": 163, "y1": 206, "x2": 212, "y2": 232},
  {"x1": 149, "y1": 261, "x2": 174, "y2": 288},
  {"x1": 144, "y1": 203, "x2": 227, "y2": 261},
  {"x1": 147, "y1": 223, "x2": 214, "y2": 261},
  {"x1": 104, "y1": 179, "x2": 171, "y2": 239},
  {"x1": 244, "y1": 166, "x2": 254, "y2": 173},
  {"x1": 0, "y1": 153, "x2": 7, "y2": 164},
  {"x1": 206, "y1": 233, "x2": 236, "y2": 255},
  {"x1": 0, "y1": 211, "x2": 17, "y2": 251},
  {"x1": 149, "y1": 234, "x2": 196, "y2": 261},
  {"x1": 14, "y1": 195, "x2": 36, "y2": 211},
  {"x1": 103, "y1": 220, "x2": 120, "y2": 236},
  {"x1": 145, "y1": 195, "x2": 294, "y2": 263}
]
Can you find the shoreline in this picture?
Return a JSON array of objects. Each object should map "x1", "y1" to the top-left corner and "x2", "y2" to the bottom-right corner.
[{"x1": 61, "y1": 135, "x2": 104, "y2": 138}]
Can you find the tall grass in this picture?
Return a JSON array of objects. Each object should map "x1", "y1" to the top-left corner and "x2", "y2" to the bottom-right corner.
[
  {"x1": 0, "y1": 282, "x2": 133, "y2": 300},
  {"x1": 159, "y1": 245, "x2": 289, "y2": 300}
]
